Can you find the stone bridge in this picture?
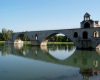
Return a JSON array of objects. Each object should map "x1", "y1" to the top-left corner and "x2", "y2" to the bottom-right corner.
[{"x1": 8, "y1": 13, "x2": 100, "y2": 49}]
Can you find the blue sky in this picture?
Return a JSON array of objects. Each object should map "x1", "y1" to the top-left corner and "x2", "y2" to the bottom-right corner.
[{"x1": 0, "y1": 0, "x2": 100, "y2": 32}]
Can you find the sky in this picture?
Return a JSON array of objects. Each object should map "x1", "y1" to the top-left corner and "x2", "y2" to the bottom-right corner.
[{"x1": 0, "y1": 0, "x2": 100, "y2": 32}]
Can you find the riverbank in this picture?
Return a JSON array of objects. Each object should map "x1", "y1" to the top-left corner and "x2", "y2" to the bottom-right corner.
[
  {"x1": 23, "y1": 41, "x2": 31, "y2": 44},
  {"x1": 0, "y1": 41, "x2": 74, "y2": 44},
  {"x1": 47, "y1": 42, "x2": 74, "y2": 44},
  {"x1": 24, "y1": 41, "x2": 74, "y2": 44},
  {"x1": 0, "y1": 41, "x2": 5, "y2": 44},
  {"x1": 0, "y1": 41, "x2": 31, "y2": 44}
]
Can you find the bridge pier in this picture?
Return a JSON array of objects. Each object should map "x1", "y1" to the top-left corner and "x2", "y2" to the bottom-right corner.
[
  {"x1": 76, "y1": 40, "x2": 93, "y2": 49},
  {"x1": 76, "y1": 38, "x2": 100, "y2": 49},
  {"x1": 31, "y1": 40, "x2": 48, "y2": 46},
  {"x1": 31, "y1": 40, "x2": 40, "y2": 46}
]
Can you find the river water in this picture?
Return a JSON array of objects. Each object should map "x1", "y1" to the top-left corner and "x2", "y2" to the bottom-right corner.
[{"x1": 0, "y1": 44, "x2": 100, "y2": 80}]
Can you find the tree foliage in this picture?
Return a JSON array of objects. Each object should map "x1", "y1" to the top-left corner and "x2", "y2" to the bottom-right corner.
[
  {"x1": 48, "y1": 35, "x2": 72, "y2": 42},
  {"x1": 18, "y1": 34, "x2": 30, "y2": 41},
  {"x1": 0, "y1": 28, "x2": 13, "y2": 41}
]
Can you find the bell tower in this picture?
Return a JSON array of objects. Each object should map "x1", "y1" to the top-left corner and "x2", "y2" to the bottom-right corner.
[
  {"x1": 84, "y1": 13, "x2": 90, "y2": 21},
  {"x1": 80, "y1": 13, "x2": 100, "y2": 28}
]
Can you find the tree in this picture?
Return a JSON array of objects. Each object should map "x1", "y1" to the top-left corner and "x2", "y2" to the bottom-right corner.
[
  {"x1": 23, "y1": 35, "x2": 30, "y2": 41},
  {"x1": 2, "y1": 28, "x2": 7, "y2": 40},
  {"x1": 0, "y1": 33, "x2": 3, "y2": 41},
  {"x1": 48, "y1": 35, "x2": 72, "y2": 42},
  {"x1": 1, "y1": 28, "x2": 13, "y2": 41}
]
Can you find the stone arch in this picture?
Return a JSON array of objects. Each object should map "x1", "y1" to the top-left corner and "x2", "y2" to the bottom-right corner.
[
  {"x1": 83, "y1": 31, "x2": 88, "y2": 39},
  {"x1": 41, "y1": 32, "x2": 76, "y2": 46},
  {"x1": 41, "y1": 33, "x2": 57, "y2": 45},
  {"x1": 84, "y1": 22, "x2": 90, "y2": 28},
  {"x1": 14, "y1": 34, "x2": 30, "y2": 43},
  {"x1": 74, "y1": 32, "x2": 78, "y2": 38},
  {"x1": 16, "y1": 34, "x2": 30, "y2": 40},
  {"x1": 93, "y1": 31, "x2": 99, "y2": 37},
  {"x1": 35, "y1": 34, "x2": 38, "y2": 40}
]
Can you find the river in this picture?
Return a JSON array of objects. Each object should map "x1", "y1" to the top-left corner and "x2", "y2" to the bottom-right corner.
[{"x1": 0, "y1": 44, "x2": 100, "y2": 80}]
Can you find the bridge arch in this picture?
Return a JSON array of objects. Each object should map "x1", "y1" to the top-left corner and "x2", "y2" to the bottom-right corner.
[
  {"x1": 41, "y1": 32, "x2": 76, "y2": 46},
  {"x1": 41, "y1": 33, "x2": 58, "y2": 45},
  {"x1": 14, "y1": 33, "x2": 30, "y2": 43}
]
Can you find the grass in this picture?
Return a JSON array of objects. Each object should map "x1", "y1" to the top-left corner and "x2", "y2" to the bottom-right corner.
[
  {"x1": 0, "y1": 41, "x2": 5, "y2": 43},
  {"x1": 23, "y1": 41, "x2": 31, "y2": 44},
  {"x1": 0, "y1": 41, "x2": 74, "y2": 44},
  {"x1": 47, "y1": 42, "x2": 74, "y2": 44},
  {"x1": 23, "y1": 41, "x2": 74, "y2": 44}
]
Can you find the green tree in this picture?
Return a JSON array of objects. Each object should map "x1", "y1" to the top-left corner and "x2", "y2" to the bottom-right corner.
[
  {"x1": 48, "y1": 35, "x2": 72, "y2": 42},
  {"x1": 1, "y1": 28, "x2": 13, "y2": 41},
  {"x1": 0, "y1": 33, "x2": 3, "y2": 41},
  {"x1": 23, "y1": 35, "x2": 30, "y2": 41},
  {"x1": 2, "y1": 28, "x2": 7, "y2": 40}
]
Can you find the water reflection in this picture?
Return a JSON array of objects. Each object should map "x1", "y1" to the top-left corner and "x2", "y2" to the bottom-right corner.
[
  {"x1": 14, "y1": 43, "x2": 23, "y2": 50},
  {"x1": 48, "y1": 44, "x2": 76, "y2": 60},
  {"x1": 0, "y1": 44, "x2": 100, "y2": 80},
  {"x1": 47, "y1": 44, "x2": 76, "y2": 52},
  {"x1": 80, "y1": 68, "x2": 100, "y2": 80}
]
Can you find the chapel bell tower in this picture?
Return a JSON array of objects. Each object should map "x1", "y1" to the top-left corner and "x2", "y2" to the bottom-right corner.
[
  {"x1": 84, "y1": 13, "x2": 90, "y2": 21},
  {"x1": 80, "y1": 13, "x2": 99, "y2": 28}
]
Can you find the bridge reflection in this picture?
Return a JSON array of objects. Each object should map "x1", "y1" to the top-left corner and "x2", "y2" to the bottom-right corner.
[
  {"x1": 80, "y1": 68, "x2": 100, "y2": 80},
  {"x1": 0, "y1": 44, "x2": 100, "y2": 80}
]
